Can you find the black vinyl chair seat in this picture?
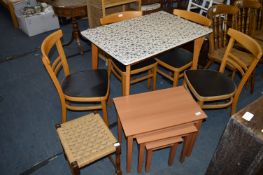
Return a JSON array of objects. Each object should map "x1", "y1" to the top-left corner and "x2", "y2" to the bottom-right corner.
[
  {"x1": 112, "y1": 57, "x2": 156, "y2": 72},
  {"x1": 157, "y1": 48, "x2": 193, "y2": 68},
  {"x1": 185, "y1": 69, "x2": 236, "y2": 97},
  {"x1": 62, "y1": 69, "x2": 108, "y2": 97}
]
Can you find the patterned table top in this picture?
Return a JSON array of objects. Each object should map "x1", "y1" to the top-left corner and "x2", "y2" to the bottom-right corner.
[{"x1": 81, "y1": 11, "x2": 212, "y2": 65}]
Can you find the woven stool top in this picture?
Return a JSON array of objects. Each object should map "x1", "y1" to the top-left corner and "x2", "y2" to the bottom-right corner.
[{"x1": 57, "y1": 113, "x2": 117, "y2": 168}]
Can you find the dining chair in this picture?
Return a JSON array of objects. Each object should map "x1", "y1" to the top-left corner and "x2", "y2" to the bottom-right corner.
[
  {"x1": 56, "y1": 113, "x2": 122, "y2": 175},
  {"x1": 184, "y1": 28, "x2": 262, "y2": 115},
  {"x1": 155, "y1": 9, "x2": 211, "y2": 87},
  {"x1": 234, "y1": 0, "x2": 263, "y2": 93},
  {"x1": 204, "y1": 4, "x2": 239, "y2": 70},
  {"x1": 41, "y1": 30, "x2": 110, "y2": 124},
  {"x1": 100, "y1": 11, "x2": 157, "y2": 94}
]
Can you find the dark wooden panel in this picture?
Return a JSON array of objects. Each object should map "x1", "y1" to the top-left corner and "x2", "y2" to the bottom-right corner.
[{"x1": 206, "y1": 96, "x2": 263, "y2": 175}]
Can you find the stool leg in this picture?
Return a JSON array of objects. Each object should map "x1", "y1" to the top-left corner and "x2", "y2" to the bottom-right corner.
[
  {"x1": 168, "y1": 143, "x2": 178, "y2": 166},
  {"x1": 138, "y1": 143, "x2": 145, "y2": 173},
  {"x1": 145, "y1": 149, "x2": 153, "y2": 172},
  {"x1": 116, "y1": 144, "x2": 122, "y2": 175},
  {"x1": 70, "y1": 161, "x2": 80, "y2": 175}
]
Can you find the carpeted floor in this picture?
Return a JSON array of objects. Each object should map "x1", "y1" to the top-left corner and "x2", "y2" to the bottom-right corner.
[{"x1": 0, "y1": 4, "x2": 263, "y2": 175}]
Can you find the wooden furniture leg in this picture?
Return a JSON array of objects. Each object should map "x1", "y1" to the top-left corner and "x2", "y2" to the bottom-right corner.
[
  {"x1": 124, "y1": 65, "x2": 131, "y2": 96},
  {"x1": 127, "y1": 136, "x2": 133, "y2": 172},
  {"x1": 168, "y1": 143, "x2": 178, "y2": 166},
  {"x1": 191, "y1": 37, "x2": 205, "y2": 69},
  {"x1": 187, "y1": 121, "x2": 202, "y2": 156},
  {"x1": 138, "y1": 143, "x2": 145, "y2": 173},
  {"x1": 117, "y1": 116, "x2": 122, "y2": 143},
  {"x1": 91, "y1": 43, "x2": 98, "y2": 69}
]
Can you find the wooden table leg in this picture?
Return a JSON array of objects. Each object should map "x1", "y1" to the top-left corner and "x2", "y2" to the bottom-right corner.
[
  {"x1": 138, "y1": 143, "x2": 145, "y2": 173},
  {"x1": 187, "y1": 121, "x2": 202, "y2": 156},
  {"x1": 127, "y1": 136, "x2": 133, "y2": 172},
  {"x1": 191, "y1": 37, "x2": 204, "y2": 70},
  {"x1": 123, "y1": 65, "x2": 131, "y2": 96},
  {"x1": 91, "y1": 43, "x2": 98, "y2": 70},
  {"x1": 117, "y1": 116, "x2": 122, "y2": 144}
]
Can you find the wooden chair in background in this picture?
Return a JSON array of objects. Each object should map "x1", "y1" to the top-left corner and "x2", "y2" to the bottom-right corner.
[
  {"x1": 155, "y1": 9, "x2": 211, "y2": 86},
  {"x1": 41, "y1": 30, "x2": 110, "y2": 124},
  {"x1": 205, "y1": 4, "x2": 239, "y2": 69},
  {"x1": 100, "y1": 11, "x2": 157, "y2": 94},
  {"x1": 234, "y1": 0, "x2": 263, "y2": 92},
  {"x1": 184, "y1": 28, "x2": 262, "y2": 115}
]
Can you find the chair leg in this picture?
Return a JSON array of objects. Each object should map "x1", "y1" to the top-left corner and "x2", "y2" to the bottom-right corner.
[
  {"x1": 168, "y1": 143, "x2": 178, "y2": 166},
  {"x1": 152, "y1": 64, "x2": 157, "y2": 90},
  {"x1": 70, "y1": 161, "x2": 80, "y2": 175},
  {"x1": 101, "y1": 100, "x2": 109, "y2": 126},
  {"x1": 61, "y1": 104, "x2": 67, "y2": 123},
  {"x1": 147, "y1": 70, "x2": 152, "y2": 89},
  {"x1": 250, "y1": 70, "x2": 255, "y2": 94},
  {"x1": 115, "y1": 144, "x2": 122, "y2": 175},
  {"x1": 145, "y1": 149, "x2": 153, "y2": 172},
  {"x1": 204, "y1": 60, "x2": 213, "y2": 69},
  {"x1": 172, "y1": 71, "x2": 180, "y2": 87}
]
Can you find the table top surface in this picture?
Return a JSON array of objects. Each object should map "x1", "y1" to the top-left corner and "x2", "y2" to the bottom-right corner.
[
  {"x1": 81, "y1": 11, "x2": 212, "y2": 65},
  {"x1": 113, "y1": 86, "x2": 207, "y2": 136}
]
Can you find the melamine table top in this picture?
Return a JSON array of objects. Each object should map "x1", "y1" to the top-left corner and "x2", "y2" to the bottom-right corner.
[{"x1": 81, "y1": 11, "x2": 212, "y2": 65}]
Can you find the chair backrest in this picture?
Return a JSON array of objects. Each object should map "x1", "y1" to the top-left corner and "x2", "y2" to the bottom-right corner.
[
  {"x1": 100, "y1": 11, "x2": 143, "y2": 25},
  {"x1": 234, "y1": 0, "x2": 262, "y2": 35},
  {"x1": 207, "y1": 4, "x2": 239, "y2": 52},
  {"x1": 41, "y1": 30, "x2": 69, "y2": 105},
  {"x1": 173, "y1": 9, "x2": 212, "y2": 27},
  {"x1": 219, "y1": 28, "x2": 262, "y2": 112}
]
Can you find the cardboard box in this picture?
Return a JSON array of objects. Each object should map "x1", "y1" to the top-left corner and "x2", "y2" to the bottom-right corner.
[{"x1": 15, "y1": 0, "x2": 60, "y2": 36}]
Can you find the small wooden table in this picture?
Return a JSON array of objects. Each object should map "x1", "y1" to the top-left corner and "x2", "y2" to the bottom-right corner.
[
  {"x1": 39, "y1": 0, "x2": 88, "y2": 54},
  {"x1": 82, "y1": 11, "x2": 212, "y2": 96},
  {"x1": 113, "y1": 86, "x2": 207, "y2": 172}
]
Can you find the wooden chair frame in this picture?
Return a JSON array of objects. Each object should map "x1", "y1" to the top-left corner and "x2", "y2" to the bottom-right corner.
[
  {"x1": 41, "y1": 30, "x2": 110, "y2": 124},
  {"x1": 155, "y1": 9, "x2": 211, "y2": 86},
  {"x1": 184, "y1": 28, "x2": 262, "y2": 114},
  {"x1": 100, "y1": 11, "x2": 157, "y2": 94}
]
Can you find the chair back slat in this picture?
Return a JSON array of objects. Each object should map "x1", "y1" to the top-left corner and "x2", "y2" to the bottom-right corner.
[
  {"x1": 41, "y1": 30, "x2": 71, "y2": 108},
  {"x1": 41, "y1": 30, "x2": 70, "y2": 77},
  {"x1": 173, "y1": 9, "x2": 212, "y2": 27},
  {"x1": 234, "y1": 0, "x2": 262, "y2": 35},
  {"x1": 100, "y1": 11, "x2": 142, "y2": 25},
  {"x1": 208, "y1": 5, "x2": 239, "y2": 51}
]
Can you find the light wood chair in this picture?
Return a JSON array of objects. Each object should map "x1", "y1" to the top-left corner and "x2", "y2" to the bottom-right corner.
[
  {"x1": 234, "y1": 0, "x2": 262, "y2": 93},
  {"x1": 184, "y1": 28, "x2": 262, "y2": 115},
  {"x1": 41, "y1": 30, "x2": 110, "y2": 124},
  {"x1": 155, "y1": 9, "x2": 211, "y2": 87},
  {"x1": 205, "y1": 4, "x2": 239, "y2": 69},
  {"x1": 100, "y1": 11, "x2": 157, "y2": 94},
  {"x1": 56, "y1": 113, "x2": 122, "y2": 175}
]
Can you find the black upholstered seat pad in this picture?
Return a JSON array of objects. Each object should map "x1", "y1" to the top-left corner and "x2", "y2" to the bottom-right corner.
[
  {"x1": 62, "y1": 69, "x2": 108, "y2": 97},
  {"x1": 158, "y1": 48, "x2": 193, "y2": 68},
  {"x1": 112, "y1": 57, "x2": 156, "y2": 72},
  {"x1": 185, "y1": 70, "x2": 236, "y2": 97}
]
